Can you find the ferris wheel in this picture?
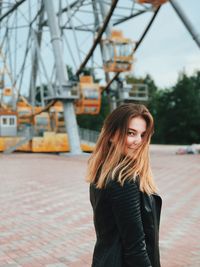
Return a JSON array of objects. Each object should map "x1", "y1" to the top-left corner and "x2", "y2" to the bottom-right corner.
[{"x1": 0, "y1": 0, "x2": 199, "y2": 153}]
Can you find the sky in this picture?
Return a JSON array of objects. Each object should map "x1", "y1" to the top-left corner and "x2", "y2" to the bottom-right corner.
[{"x1": 117, "y1": 0, "x2": 200, "y2": 89}]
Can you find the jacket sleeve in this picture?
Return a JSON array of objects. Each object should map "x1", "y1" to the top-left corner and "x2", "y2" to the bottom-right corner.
[{"x1": 108, "y1": 179, "x2": 152, "y2": 267}]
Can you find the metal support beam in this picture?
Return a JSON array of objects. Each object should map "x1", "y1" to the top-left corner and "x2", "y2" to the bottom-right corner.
[
  {"x1": 98, "y1": 0, "x2": 117, "y2": 111},
  {"x1": 76, "y1": 0, "x2": 119, "y2": 76},
  {"x1": 170, "y1": 0, "x2": 200, "y2": 49},
  {"x1": 31, "y1": 30, "x2": 54, "y2": 97},
  {"x1": 44, "y1": 0, "x2": 81, "y2": 154},
  {"x1": 29, "y1": 1, "x2": 44, "y2": 105},
  {"x1": 114, "y1": 10, "x2": 146, "y2": 26},
  {"x1": 0, "y1": 0, "x2": 26, "y2": 22}
]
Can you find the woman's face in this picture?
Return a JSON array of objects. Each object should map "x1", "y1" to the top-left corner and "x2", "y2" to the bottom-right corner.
[{"x1": 125, "y1": 116, "x2": 147, "y2": 154}]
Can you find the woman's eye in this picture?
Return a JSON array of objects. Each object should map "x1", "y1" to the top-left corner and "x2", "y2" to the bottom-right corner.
[{"x1": 128, "y1": 131, "x2": 135, "y2": 136}]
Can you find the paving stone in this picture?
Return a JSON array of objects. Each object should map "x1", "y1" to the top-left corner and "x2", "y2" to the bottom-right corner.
[
  {"x1": 46, "y1": 264, "x2": 68, "y2": 267},
  {"x1": 0, "y1": 146, "x2": 199, "y2": 267}
]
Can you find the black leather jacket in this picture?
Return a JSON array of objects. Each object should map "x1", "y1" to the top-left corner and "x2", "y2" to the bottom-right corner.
[{"x1": 90, "y1": 178, "x2": 162, "y2": 267}]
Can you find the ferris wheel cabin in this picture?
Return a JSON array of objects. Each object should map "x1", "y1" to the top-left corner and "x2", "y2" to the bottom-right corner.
[
  {"x1": 102, "y1": 30, "x2": 134, "y2": 73},
  {"x1": 137, "y1": 0, "x2": 168, "y2": 7},
  {"x1": 75, "y1": 76, "x2": 101, "y2": 115}
]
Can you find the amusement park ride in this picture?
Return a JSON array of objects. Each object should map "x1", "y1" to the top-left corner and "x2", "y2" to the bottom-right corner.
[
  {"x1": 0, "y1": 0, "x2": 199, "y2": 154},
  {"x1": 102, "y1": 30, "x2": 134, "y2": 73}
]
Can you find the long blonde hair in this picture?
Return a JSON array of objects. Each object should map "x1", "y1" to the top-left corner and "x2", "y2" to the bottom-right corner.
[{"x1": 86, "y1": 103, "x2": 157, "y2": 194}]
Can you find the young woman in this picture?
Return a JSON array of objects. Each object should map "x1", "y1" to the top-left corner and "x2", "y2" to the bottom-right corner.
[{"x1": 86, "y1": 103, "x2": 162, "y2": 267}]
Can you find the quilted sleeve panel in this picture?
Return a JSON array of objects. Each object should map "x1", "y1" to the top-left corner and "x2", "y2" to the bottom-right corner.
[{"x1": 108, "y1": 179, "x2": 152, "y2": 267}]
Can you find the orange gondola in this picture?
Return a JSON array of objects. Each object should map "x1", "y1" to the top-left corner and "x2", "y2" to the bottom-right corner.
[
  {"x1": 102, "y1": 30, "x2": 134, "y2": 73},
  {"x1": 137, "y1": 0, "x2": 168, "y2": 7},
  {"x1": 75, "y1": 76, "x2": 101, "y2": 115}
]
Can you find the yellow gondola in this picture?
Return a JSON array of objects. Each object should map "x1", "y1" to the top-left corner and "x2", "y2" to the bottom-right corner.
[
  {"x1": 102, "y1": 30, "x2": 134, "y2": 73},
  {"x1": 75, "y1": 75, "x2": 101, "y2": 115}
]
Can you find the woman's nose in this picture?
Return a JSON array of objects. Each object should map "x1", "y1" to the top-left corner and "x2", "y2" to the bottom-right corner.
[{"x1": 134, "y1": 135, "x2": 142, "y2": 144}]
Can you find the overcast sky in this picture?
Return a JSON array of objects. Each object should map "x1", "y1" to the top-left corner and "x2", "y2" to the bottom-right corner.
[{"x1": 117, "y1": 0, "x2": 200, "y2": 89}]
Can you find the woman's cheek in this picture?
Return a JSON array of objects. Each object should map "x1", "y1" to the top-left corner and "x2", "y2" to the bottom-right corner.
[{"x1": 126, "y1": 136, "x2": 134, "y2": 146}]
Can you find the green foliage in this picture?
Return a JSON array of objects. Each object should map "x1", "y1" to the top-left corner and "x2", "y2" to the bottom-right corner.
[
  {"x1": 67, "y1": 65, "x2": 75, "y2": 81},
  {"x1": 35, "y1": 84, "x2": 48, "y2": 103},
  {"x1": 152, "y1": 71, "x2": 200, "y2": 144},
  {"x1": 126, "y1": 71, "x2": 200, "y2": 144}
]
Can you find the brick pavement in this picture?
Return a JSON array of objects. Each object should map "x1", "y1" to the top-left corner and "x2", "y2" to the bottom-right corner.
[{"x1": 0, "y1": 145, "x2": 199, "y2": 267}]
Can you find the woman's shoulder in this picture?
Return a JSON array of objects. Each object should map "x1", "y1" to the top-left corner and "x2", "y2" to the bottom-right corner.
[
  {"x1": 106, "y1": 175, "x2": 139, "y2": 186},
  {"x1": 90, "y1": 176, "x2": 140, "y2": 198},
  {"x1": 105, "y1": 177, "x2": 140, "y2": 195}
]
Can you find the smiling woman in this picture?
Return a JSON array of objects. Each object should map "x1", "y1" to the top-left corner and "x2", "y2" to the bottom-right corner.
[
  {"x1": 86, "y1": 103, "x2": 162, "y2": 267},
  {"x1": 126, "y1": 116, "x2": 147, "y2": 154}
]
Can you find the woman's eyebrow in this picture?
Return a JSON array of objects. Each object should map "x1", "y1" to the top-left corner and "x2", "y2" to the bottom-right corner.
[{"x1": 128, "y1": 128, "x2": 146, "y2": 134}]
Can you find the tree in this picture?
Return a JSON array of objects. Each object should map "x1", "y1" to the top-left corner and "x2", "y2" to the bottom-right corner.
[{"x1": 153, "y1": 71, "x2": 200, "y2": 144}]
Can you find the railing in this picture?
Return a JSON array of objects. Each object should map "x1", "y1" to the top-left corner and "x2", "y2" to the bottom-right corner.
[{"x1": 79, "y1": 127, "x2": 99, "y2": 144}]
